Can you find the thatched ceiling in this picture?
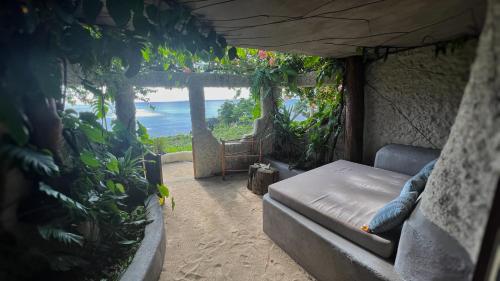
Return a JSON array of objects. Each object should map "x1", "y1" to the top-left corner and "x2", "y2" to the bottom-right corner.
[{"x1": 183, "y1": 0, "x2": 486, "y2": 57}]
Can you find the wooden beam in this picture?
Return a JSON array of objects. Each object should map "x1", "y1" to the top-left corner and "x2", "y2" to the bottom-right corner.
[{"x1": 344, "y1": 56, "x2": 365, "y2": 163}]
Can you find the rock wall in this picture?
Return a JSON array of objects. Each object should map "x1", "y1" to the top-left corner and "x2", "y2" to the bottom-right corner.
[
  {"x1": 188, "y1": 82, "x2": 222, "y2": 178},
  {"x1": 420, "y1": 0, "x2": 500, "y2": 262},
  {"x1": 395, "y1": 0, "x2": 500, "y2": 279},
  {"x1": 363, "y1": 40, "x2": 478, "y2": 164},
  {"x1": 189, "y1": 84, "x2": 277, "y2": 178}
]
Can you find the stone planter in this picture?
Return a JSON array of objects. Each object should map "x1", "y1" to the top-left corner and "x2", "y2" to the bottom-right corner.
[{"x1": 120, "y1": 195, "x2": 166, "y2": 281}]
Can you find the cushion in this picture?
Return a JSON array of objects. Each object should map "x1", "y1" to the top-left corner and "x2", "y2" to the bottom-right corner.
[
  {"x1": 268, "y1": 160, "x2": 411, "y2": 258},
  {"x1": 374, "y1": 144, "x2": 440, "y2": 176},
  {"x1": 368, "y1": 159, "x2": 437, "y2": 234},
  {"x1": 368, "y1": 191, "x2": 419, "y2": 233},
  {"x1": 400, "y1": 159, "x2": 437, "y2": 194}
]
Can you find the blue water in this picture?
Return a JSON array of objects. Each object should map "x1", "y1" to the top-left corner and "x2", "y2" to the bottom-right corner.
[
  {"x1": 68, "y1": 100, "x2": 224, "y2": 137},
  {"x1": 68, "y1": 99, "x2": 300, "y2": 137}
]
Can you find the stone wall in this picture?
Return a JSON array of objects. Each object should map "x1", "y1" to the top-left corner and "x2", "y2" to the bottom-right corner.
[
  {"x1": 363, "y1": 40, "x2": 478, "y2": 164},
  {"x1": 188, "y1": 82, "x2": 222, "y2": 178},
  {"x1": 395, "y1": 0, "x2": 500, "y2": 279},
  {"x1": 189, "y1": 84, "x2": 277, "y2": 178}
]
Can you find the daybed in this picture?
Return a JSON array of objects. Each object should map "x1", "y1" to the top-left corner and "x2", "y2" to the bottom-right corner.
[{"x1": 263, "y1": 144, "x2": 440, "y2": 281}]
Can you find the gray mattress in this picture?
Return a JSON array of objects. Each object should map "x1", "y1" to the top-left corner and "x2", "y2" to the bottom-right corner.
[{"x1": 268, "y1": 160, "x2": 411, "y2": 258}]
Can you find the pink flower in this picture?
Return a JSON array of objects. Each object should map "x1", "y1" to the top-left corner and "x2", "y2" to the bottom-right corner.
[
  {"x1": 269, "y1": 57, "x2": 275, "y2": 66},
  {"x1": 183, "y1": 67, "x2": 192, "y2": 73},
  {"x1": 258, "y1": 50, "x2": 267, "y2": 59}
]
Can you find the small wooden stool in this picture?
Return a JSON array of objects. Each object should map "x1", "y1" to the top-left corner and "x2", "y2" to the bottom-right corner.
[{"x1": 247, "y1": 163, "x2": 279, "y2": 195}]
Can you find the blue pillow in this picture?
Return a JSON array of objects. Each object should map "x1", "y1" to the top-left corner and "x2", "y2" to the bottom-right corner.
[
  {"x1": 400, "y1": 159, "x2": 437, "y2": 195},
  {"x1": 368, "y1": 191, "x2": 418, "y2": 234},
  {"x1": 366, "y1": 159, "x2": 437, "y2": 234}
]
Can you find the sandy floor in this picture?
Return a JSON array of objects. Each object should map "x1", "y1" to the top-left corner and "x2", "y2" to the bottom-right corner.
[{"x1": 159, "y1": 162, "x2": 314, "y2": 281}]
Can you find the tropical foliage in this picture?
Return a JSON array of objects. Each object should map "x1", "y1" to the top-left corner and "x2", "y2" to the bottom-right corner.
[
  {"x1": 219, "y1": 50, "x2": 346, "y2": 169},
  {"x1": 0, "y1": 0, "x2": 219, "y2": 279}
]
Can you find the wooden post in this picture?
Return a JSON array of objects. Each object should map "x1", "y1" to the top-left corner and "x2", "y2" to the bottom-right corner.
[{"x1": 345, "y1": 56, "x2": 365, "y2": 163}]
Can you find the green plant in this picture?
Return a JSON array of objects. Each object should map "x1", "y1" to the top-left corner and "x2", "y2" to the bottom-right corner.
[
  {"x1": 217, "y1": 98, "x2": 256, "y2": 126},
  {"x1": 0, "y1": 106, "x2": 165, "y2": 280}
]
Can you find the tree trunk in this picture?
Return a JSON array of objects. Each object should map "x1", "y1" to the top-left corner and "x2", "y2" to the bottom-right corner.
[
  {"x1": 115, "y1": 81, "x2": 136, "y2": 134},
  {"x1": 247, "y1": 163, "x2": 260, "y2": 190},
  {"x1": 252, "y1": 167, "x2": 279, "y2": 195},
  {"x1": 24, "y1": 98, "x2": 64, "y2": 163}
]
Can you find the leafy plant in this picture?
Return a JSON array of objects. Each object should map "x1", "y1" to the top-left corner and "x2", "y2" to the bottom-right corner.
[{"x1": 0, "y1": 144, "x2": 59, "y2": 176}]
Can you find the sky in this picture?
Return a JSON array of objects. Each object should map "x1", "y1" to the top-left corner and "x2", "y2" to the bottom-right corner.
[{"x1": 140, "y1": 87, "x2": 250, "y2": 102}]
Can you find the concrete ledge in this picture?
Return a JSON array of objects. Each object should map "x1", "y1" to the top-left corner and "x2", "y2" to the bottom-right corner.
[
  {"x1": 120, "y1": 196, "x2": 166, "y2": 281},
  {"x1": 161, "y1": 151, "x2": 193, "y2": 164}
]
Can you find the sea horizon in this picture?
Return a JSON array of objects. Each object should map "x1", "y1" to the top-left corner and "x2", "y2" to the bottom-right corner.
[{"x1": 67, "y1": 99, "x2": 299, "y2": 137}]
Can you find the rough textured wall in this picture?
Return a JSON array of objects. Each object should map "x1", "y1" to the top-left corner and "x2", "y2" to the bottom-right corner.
[
  {"x1": 363, "y1": 40, "x2": 477, "y2": 164},
  {"x1": 188, "y1": 83, "x2": 222, "y2": 178},
  {"x1": 252, "y1": 87, "x2": 278, "y2": 156},
  {"x1": 189, "y1": 84, "x2": 278, "y2": 178},
  {"x1": 420, "y1": 0, "x2": 500, "y2": 262},
  {"x1": 395, "y1": 1, "x2": 500, "y2": 279}
]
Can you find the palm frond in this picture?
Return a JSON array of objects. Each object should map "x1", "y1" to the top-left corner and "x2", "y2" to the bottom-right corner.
[
  {"x1": 38, "y1": 225, "x2": 84, "y2": 246},
  {"x1": 39, "y1": 182, "x2": 88, "y2": 215},
  {"x1": 0, "y1": 143, "x2": 59, "y2": 176}
]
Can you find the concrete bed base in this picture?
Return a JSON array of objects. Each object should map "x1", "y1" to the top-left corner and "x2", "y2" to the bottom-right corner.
[
  {"x1": 120, "y1": 196, "x2": 166, "y2": 281},
  {"x1": 263, "y1": 195, "x2": 402, "y2": 281}
]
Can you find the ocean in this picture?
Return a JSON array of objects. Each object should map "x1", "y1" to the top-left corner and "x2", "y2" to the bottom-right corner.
[{"x1": 68, "y1": 100, "x2": 300, "y2": 137}]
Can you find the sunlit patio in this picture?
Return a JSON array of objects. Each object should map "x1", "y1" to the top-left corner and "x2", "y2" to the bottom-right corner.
[{"x1": 160, "y1": 162, "x2": 313, "y2": 281}]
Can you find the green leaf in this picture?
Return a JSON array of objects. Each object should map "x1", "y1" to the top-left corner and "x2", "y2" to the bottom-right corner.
[
  {"x1": 106, "y1": 179, "x2": 116, "y2": 192},
  {"x1": 115, "y1": 183, "x2": 125, "y2": 193},
  {"x1": 80, "y1": 123, "x2": 106, "y2": 144},
  {"x1": 157, "y1": 183, "x2": 169, "y2": 198},
  {"x1": 141, "y1": 47, "x2": 151, "y2": 62},
  {"x1": 83, "y1": 0, "x2": 103, "y2": 22},
  {"x1": 38, "y1": 225, "x2": 84, "y2": 246},
  {"x1": 39, "y1": 183, "x2": 88, "y2": 215},
  {"x1": 228, "y1": 47, "x2": 238, "y2": 60},
  {"x1": 106, "y1": 157, "x2": 119, "y2": 174},
  {"x1": 106, "y1": 0, "x2": 131, "y2": 26},
  {"x1": 0, "y1": 143, "x2": 59, "y2": 176},
  {"x1": 80, "y1": 150, "x2": 100, "y2": 168}
]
